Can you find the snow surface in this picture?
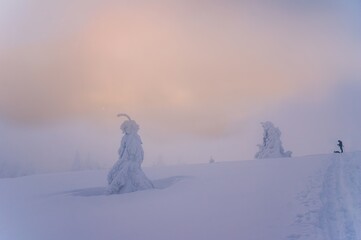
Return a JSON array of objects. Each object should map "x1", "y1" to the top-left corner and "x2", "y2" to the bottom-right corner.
[{"x1": 1, "y1": 152, "x2": 361, "y2": 240}]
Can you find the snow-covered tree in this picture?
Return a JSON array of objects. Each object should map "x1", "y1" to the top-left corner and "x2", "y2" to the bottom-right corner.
[
  {"x1": 72, "y1": 151, "x2": 102, "y2": 171},
  {"x1": 72, "y1": 151, "x2": 82, "y2": 171},
  {"x1": 0, "y1": 160, "x2": 35, "y2": 178},
  {"x1": 107, "y1": 114, "x2": 153, "y2": 194},
  {"x1": 255, "y1": 121, "x2": 292, "y2": 159}
]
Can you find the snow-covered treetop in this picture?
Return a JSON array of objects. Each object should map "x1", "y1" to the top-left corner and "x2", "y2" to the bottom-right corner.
[
  {"x1": 118, "y1": 113, "x2": 139, "y2": 134},
  {"x1": 255, "y1": 121, "x2": 292, "y2": 159}
]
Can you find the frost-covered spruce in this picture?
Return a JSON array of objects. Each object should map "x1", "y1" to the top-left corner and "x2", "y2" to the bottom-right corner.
[
  {"x1": 255, "y1": 121, "x2": 292, "y2": 159},
  {"x1": 107, "y1": 114, "x2": 153, "y2": 194}
]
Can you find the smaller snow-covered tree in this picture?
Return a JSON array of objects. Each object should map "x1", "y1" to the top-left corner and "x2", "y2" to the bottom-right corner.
[
  {"x1": 72, "y1": 151, "x2": 82, "y2": 171},
  {"x1": 255, "y1": 121, "x2": 292, "y2": 159},
  {"x1": 0, "y1": 160, "x2": 35, "y2": 178},
  {"x1": 72, "y1": 151, "x2": 102, "y2": 171}
]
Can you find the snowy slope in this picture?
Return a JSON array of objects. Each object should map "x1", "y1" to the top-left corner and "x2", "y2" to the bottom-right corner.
[
  {"x1": 1, "y1": 152, "x2": 361, "y2": 240},
  {"x1": 289, "y1": 152, "x2": 361, "y2": 240}
]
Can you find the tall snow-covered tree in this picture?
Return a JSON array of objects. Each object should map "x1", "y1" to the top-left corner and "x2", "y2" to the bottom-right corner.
[
  {"x1": 255, "y1": 121, "x2": 292, "y2": 159},
  {"x1": 107, "y1": 114, "x2": 153, "y2": 194}
]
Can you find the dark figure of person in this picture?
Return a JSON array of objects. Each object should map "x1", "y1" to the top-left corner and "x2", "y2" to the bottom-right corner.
[{"x1": 337, "y1": 140, "x2": 344, "y2": 153}]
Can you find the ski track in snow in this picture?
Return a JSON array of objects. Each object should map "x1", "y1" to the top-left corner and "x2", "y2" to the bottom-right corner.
[{"x1": 289, "y1": 153, "x2": 361, "y2": 240}]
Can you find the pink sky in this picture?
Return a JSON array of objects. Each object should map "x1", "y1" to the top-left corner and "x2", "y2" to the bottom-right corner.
[{"x1": 0, "y1": 1, "x2": 361, "y2": 170}]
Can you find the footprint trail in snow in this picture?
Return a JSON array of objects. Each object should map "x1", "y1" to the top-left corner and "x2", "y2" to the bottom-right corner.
[{"x1": 289, "y1": 153, "x2": 361, "y2": 240}]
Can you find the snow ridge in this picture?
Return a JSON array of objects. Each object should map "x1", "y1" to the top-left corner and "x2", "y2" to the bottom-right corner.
[
  {"x1": 320, "y1": 153, "x2": 361, "y2": 240},
  {"x1": 290, "y1": 153, "x2": 361, "y2": 240}
]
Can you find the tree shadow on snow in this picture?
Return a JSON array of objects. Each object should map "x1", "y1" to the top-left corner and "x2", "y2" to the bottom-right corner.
[
  {"x1": 57, "y1": 176, "x2": 189, "y2": 197},
  {"x1": 152, "y1": 176, "x2": 190, "y2": 189},
  {"x1": 65, "y1": 187, "x2": 108, "y2": 197}
]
